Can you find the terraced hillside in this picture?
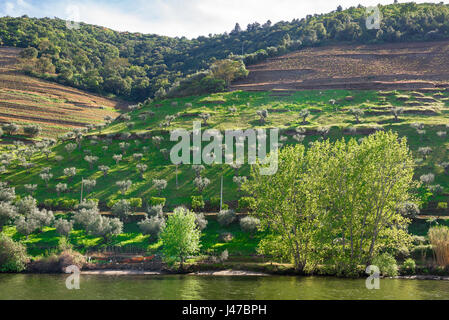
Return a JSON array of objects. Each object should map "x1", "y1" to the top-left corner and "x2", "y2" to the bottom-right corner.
[
  {"x1": 232, "y1": 41, "x2": 449, "y2": 92},
  {"x1": 0, "y1": 47, "x2": 121, "y2": 138}
]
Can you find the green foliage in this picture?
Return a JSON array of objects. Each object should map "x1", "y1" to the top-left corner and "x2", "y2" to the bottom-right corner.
[
  {"x1": 0, "y1": 234, "x2": 29, "y2": 272},
  {"x1": 43, "y1": 198, "x2": 79, "y2": 210},
  {"x1": 148, "y1": 197, "x2": 166, "y2": 207},
  {"x1": 245, "y1": 131, "x2": 415, "y2": 272},
  {"x1": 437, "y1": 202, "x2": 448, "y2": 210},
  {"x1": 191, "y1": 195, "x2": 205, "y2": 212},
  {"x1": 129, "y1": 198, "x2": 143, "y2": 210},
  {"x1": 402, "y1": 258, "x2": 416, "y2": 275},
  {"x1": 160, "y1": 207, "x2": 201, "y2": 269},
  {"x1": 3, "y1": 3, "x2": 449, "y2": 100},
  {"x1": 372, "y1": 253, "x2": 398, "y2": 277},
  {"x1": 237, "y1": 197, "x2": 256, "y2": 212}
]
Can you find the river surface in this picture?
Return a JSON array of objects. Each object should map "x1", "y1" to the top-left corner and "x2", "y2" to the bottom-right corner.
[{"x1": 1, "y1": 274, "x2": 449, "y2": 300}]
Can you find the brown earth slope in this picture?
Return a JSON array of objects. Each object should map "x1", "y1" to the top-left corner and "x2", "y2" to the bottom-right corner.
[
  {"x1": 231, "y1": 40, "x2": 449, "y2": 92},
  {"x1": 0, "y1": 47, "x2": 122, "y2": 138}
]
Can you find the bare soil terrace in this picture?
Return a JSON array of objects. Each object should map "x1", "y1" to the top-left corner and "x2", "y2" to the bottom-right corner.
[
  {"x1": 0, "y1": 47, "x2": 122, "y2": 137},
  {"x1": 232, "y1": 40, "x2": 449, "y2": 92}
]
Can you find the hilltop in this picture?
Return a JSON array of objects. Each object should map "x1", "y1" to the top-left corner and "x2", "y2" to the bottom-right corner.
[
  {"x1": 1, "y1": 2, "x2": 449, "y2": 100},
  {"x1": 0, "y1": 47, "x2": 120, "y2": 138}
]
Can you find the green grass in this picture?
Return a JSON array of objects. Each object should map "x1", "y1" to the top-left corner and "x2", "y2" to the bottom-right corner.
[
  {"x1": 2, "y1": 88, "x2": 449, "y2": 255},
  {"x1": 2, "y1": 89, "x2": 449, "y2": 208}
]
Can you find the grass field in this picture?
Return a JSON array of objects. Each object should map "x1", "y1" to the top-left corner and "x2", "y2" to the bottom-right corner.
[
  {"x1": 2, "y1": 89, "x2": 449, "y2": 208},
  {"x1": 2, "y1": 86, "x2": 449, "y2": 258},
  {"x1": 0, "y1": 47, "x2": 121, "y2": 138}
]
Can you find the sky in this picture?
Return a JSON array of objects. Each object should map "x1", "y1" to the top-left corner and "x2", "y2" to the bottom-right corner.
[{"x1": 0, "y1": 0, "x2": 446, "y2": 38}]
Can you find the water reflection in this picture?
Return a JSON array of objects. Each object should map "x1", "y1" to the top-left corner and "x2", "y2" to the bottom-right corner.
[{"x1": 1, "y1": 274, "x2": 449, "y2": 300}]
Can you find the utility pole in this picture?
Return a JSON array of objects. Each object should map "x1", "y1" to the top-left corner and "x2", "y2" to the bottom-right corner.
[
  {"x1": 175, "y1": 164, "x2": 179, "y2": 189},
  {"x1": 80, "y1": 178, "x2": 84, "y2": 203},
  {"x1": 220, "y1": 175, "x2": 223, "y2": 211}
]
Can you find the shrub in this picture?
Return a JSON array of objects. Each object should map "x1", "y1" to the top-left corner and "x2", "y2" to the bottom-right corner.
[
  {"x1": 195, "y1": 213, "x2": 208, "y2": 231},
  {"x1": 148, "y1": 197, "x2": 166, "y2": 207},
  {"x1": 402, "y1": 258, "x2": 416, "y2": 275},
  {"x1": 237, "y1": 197, "x2": 256, "y2": 212},
  {"x1": 0, "y1": 234, "x2": 29, "y2": 272},
  {"x1": 217, "y1": 209, "x2": 236, "y2": 226},
  {"x1": 429, "y1": 226, "x2": 449, "y2": 266},
  {"x1": 191, "y1": 195, "x2": 205, "y2": 212},
  {"x1": 437, "y1": 202, "x2": 448, "y2": 210},
  {"x1": 28, "y1": 249, "x2": 85, "y2": 273},
  {"x1": 209, "y1": 197, "x2": 221, "y2": 210},
  {"x1": 240, "y1": 216, "x2": 260, "y2": 234},
  {"x1": 129, "y1": 198, "x2": 143, "y2": 211},
  {"x1": 372, "y1": 253, "x2": 398, "y2": 277},
  {"x1": 138, "y1": 214, "x2": 166, "y2": 240}
]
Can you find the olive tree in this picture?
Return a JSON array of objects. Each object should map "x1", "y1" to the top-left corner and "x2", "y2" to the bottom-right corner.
[
  {"x1": 350, "y1": 108, "x2": 364, "y2": 123},
  {"x1": 116, "y1": 180, "x2": 132, "y2": 195},
  {"x1": 0, "y1": 202, "x2": 17, "y2": 232},
  {"x1": 54, "y1": 219, "x2": 74, "y2": 238},
  {"x1": 153, "y1": 179, "x2": 167, "y2": 195},
  {"x1": 39, "y1": 173, "x2": 53, "y2": 188},
  {"x1": 233, "y1": 176, "x2": 247, "y2": 192},
  {"x1": 56, "y1": 183, "x2": 68, "y2": 197},
  {"x1": 64, "y1": 167, "x2": 77, "y2": 183},
  {"x1": 84, "y1": 155, "x2": 99, "y2": 169},
  {"x1": 299, "y1": 109, "x2": 310, "y2": 124},
  {"x1": 240, "y1": 216, "x2": 260, "y2": 234},
  {"x1": 136, "y1": 163, "x2": 148, "y2": 179},
  {"x1": 138, "y1": 214, "x2": 166, "y2": 240},
  {"x1": 192, "y1": 164, "x2": 205, "y2": 177},
  {"x1": 256, "y1": 110, "x2": 268, "y2": 124},
  {"x1": 194, "y1": 176, "x2": 210, "y2": 193},
  {"x1": 98, "y1": 165, "x2": 110, "y2": 177},
  {"x1": 82, "y1": 179, "x2": 96, "y2": 195},
  {"x1": 111, "y1": 199, "x2": 132, "y2": 222},
  {"x1": 391, "y1": 107, "x2": 404, "y2": 122},
  {"x1": 113, "y1": 154, "x2": 123, "y2": 165}
]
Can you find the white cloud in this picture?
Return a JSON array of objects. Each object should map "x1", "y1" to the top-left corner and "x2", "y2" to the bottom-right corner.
[{"x1": 1, "y1": 0, "x2": 447, "y2": 38}]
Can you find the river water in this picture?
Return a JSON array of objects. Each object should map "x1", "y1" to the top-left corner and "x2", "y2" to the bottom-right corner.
[{"x1": 1, "y1": 274, "x2": 448, "y2": 300}]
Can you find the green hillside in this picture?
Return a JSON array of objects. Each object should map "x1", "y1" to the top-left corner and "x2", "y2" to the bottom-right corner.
[
  {"x1": 2, "y1": 2, "x2": 449, "y2": 100},
  {"x1": 2, "y1": 88, "x2": 449, "y2": 210}
]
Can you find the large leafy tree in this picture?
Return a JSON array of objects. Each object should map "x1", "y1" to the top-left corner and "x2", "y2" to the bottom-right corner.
[
  {"x1": 244, "y1": 131, "x2": 416, "y2": 274},
  {"x1": 160, "y1": 207, "x2": 201, "y2": 270}
]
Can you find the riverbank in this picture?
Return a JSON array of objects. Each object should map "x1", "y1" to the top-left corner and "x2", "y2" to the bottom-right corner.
[{"x1": 81, "y1": 269, "x2": 269, "y2": 276}]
